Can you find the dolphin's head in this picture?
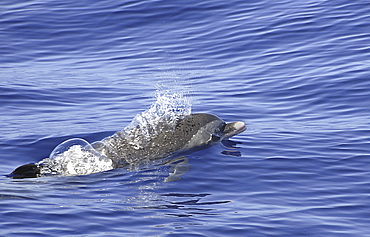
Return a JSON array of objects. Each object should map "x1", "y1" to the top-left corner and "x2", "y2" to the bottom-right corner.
[
  {"x1": 7, "y1": 164, "x2": 40, "y2": 179},
  {"x1": 181, "y1": 114, "x2": 246, "y2": 152}
]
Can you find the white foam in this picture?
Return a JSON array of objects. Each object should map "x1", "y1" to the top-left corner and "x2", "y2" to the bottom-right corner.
[{"x1": 39, "y1": 139, "x2": 113, "y2": 176}]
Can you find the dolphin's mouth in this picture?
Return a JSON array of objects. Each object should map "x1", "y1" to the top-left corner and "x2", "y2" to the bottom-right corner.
[{"x1": 224, "y1": 121, "x2": 246, "y2": 138}]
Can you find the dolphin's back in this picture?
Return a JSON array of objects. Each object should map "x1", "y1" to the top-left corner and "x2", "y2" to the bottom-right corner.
[{"x1": 99, "y1": 113, "x2": 224, "y2": 167}]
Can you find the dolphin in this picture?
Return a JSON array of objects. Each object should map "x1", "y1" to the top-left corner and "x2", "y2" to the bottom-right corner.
[{"x1": 8, "y1": 113, "x2": 246, "y2": 179}]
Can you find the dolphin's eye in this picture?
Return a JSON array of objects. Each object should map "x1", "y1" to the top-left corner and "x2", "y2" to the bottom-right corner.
[{"x1": 215, "y1": 122, "x2": 226, "y2": 135}]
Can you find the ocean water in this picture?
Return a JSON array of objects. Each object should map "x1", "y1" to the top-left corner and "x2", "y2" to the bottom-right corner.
[{"x1": 1, "y1": 0, "x2": 370, "y2": 236}]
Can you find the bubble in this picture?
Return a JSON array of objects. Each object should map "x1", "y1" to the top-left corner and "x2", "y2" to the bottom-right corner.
[
  {"x1": 41, "y1": 138, "x2": 114, "y2": 176},
  {"x1": 50, "y1": 138, "x2": 96, "y2": 159}
]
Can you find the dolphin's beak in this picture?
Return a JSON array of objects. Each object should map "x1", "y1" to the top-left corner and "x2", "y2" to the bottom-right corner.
[{"x1": 223, "y1": 121, "x2": 246, "y2": 138}]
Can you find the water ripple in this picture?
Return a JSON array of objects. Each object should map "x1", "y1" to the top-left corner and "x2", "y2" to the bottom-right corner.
[{"x1": 1, "y1": 0, "x2": 370, "y2": 235}]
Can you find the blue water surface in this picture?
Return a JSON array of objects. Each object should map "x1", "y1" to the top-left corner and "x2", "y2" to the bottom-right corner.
[{"x1": 1, "y1": 0, "x2": 370, "y2": 236}]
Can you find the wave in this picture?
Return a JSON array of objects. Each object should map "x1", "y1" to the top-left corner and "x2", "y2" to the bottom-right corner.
[{"x1": 36, "y1": 90, "x2": 192, "y2": 177}]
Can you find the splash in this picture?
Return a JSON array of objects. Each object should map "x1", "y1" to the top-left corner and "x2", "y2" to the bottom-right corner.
[
  {"x1": 124, "y1": 89, "x2": 192, "y2": 148},
  {"x1": 37, "y1": 89, "x2": 192, "y2": 177}
]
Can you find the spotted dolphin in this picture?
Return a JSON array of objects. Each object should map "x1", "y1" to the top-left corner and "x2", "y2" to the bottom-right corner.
[{"x1": 8, "y1": 113, "x2": 246, "y2": 179}]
